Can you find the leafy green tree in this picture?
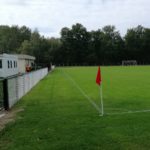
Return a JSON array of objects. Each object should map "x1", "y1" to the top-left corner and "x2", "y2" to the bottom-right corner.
[
  {"x1": 101, "y1": 25, "x2": 124, "y2": 64},
  {"x1": 18, "y1": 40, "x2": 32, "y2": 54},
  {"x1": 46, "y1": 38, "x2": 61, "y2": 64},
  {"x1": 0, "y1": 24, "x2": 150, "y2": 66},
  {"x1": 18, "y1": 26, "x2": 31, "y2": 45},
  {"x1": 88, "y1": 30, "x2": 103, "y2": 65},
  {"x1": 142, "y1": 28, "x2": 150, "y2": 63},
  {"x1": 124, "y1": 25, "x2": 145, "y2": 62},
  {"x1": 0, "y1": 25, "x2": 32, "y2": 54},
  {"x1": 60, "y1": 27, "x2": 72, "y2": 64},
  {"x1": 71, "y1": 23, "x2": 90, "y2": 64},
  {"x1": 0, "y1": 25, "x2": 11, "y2": 53},
  {"x1": 60, "y1": 23, "x2": 90, "y2": 65}
]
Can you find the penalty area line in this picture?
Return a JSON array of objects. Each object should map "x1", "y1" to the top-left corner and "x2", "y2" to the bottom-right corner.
[{"x1": 62, "y1": 70, "x2": 101, "y2": 114}]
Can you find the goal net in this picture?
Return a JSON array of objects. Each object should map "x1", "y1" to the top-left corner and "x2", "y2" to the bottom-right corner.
[{"x1": 122, "y1": 60, "x2": 137, "y2": 66}]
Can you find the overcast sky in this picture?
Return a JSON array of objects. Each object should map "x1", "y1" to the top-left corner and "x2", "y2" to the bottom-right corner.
[{"x1": 0, "y1": 0, "x2": 149, "y2": 37}]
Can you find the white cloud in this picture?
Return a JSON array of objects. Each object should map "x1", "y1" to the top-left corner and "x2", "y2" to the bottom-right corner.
[{"x1": 0, "y1": 0, "x2": 149, "y2": 37}]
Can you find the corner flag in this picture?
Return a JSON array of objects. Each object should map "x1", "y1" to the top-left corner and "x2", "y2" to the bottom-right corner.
[
  {"x1": 96, "y1": 66, "x2": 102, "y2": 86},
  {"x1": 96, "y1": 66, "x2": 104, "y2": 116}
]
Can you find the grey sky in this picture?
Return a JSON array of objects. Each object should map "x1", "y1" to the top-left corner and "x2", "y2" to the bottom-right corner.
[{"x1": 0, "y1": 0, "x2": 149, "y2": 37}]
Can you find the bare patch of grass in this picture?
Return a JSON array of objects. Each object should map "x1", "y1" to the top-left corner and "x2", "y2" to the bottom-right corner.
[{"x1": 0, "y1": 108, "x2": 24, "y2": 131}]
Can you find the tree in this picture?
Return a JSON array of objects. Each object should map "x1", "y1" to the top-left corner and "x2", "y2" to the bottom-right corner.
[
  {"x1": 141, "y1": 28, "x2": 150, "y2": 63},
  {"x1": 18, "y1": 26, "x2": 31, "y2": 44},
  {"x1": 124, "y1": 25, "x2": 145, "y2": 63},
  {"x1": 88, "y1": 30, "x2": 103, "y2": 64},
  {"x1": 0, "y1": 24, "x2": 150, "y2": 66},
  {"x1": 46, "y1": 38, "x2": 61, "y2": 64},
  {"x1": 0, "y1": 25, "x2": 32, "y2": 54},
  {"x1": 0, "y1": 25, "x2": 11, "y2": 53},
  {"x1": 18, "y1": 40, "x2": 32, "y2": 54},
  {"x1": 101, "y1": 25, "x2": 124, "y2": 64},
  {"x1": 60, "y1": 23, "x2": 90, "y2": 65}
]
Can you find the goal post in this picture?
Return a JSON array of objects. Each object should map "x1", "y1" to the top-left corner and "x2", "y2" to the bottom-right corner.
[{"x1": 122, "y1": 60, "x2": 137, "y2": 66}]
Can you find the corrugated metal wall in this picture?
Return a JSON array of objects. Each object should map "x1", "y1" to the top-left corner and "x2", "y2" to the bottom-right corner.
[
  {"x1": 0, "y1": 80, "x2": 4, "y2": 110},
  {"x1": 7, "y1": 68, "x2": 48, "y2": 109}
]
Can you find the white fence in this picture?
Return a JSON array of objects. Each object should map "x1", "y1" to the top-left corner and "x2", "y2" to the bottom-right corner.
[
  {"x1": 7, "y1": 68, "x2": 48, "y2": 108},
  {"x1": 0, "y1": 79, "x2": 4, "y2": 110}
]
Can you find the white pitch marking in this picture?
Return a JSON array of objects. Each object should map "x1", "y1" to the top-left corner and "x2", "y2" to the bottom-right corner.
[
  {"x1": 61, "y1": 70, "x2": 150, "y2": 117},
  {"x1": 106, "y1": 109, "x2": 150, "y2": 116},
  {"x1": 62, "y1": 70, "x2": 101, "y2": 113}
]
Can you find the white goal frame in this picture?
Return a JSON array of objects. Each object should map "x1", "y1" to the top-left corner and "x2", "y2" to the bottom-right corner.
[{"x1": 122, "y1": 60, "x2": 137, "y2": 66}]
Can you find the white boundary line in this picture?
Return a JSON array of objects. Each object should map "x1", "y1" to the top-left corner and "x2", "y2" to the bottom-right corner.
[
  {"x1": 106, "y1": 109, "x2": 150, "y2": 116},
  {"x1": 62, "y1": 70, "x2": 101, "y2": 113},
  {"x1": 61, "y1": 69, "x2": 150, "y2": 117}
]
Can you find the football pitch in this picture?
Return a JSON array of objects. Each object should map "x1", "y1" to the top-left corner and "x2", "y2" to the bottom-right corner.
[
  {"x1": 1, "y1": 66, "x2": 150, "y2": 150},
  {"x1": 62, "y1": 66, "x2": 150, "y2": 115}
]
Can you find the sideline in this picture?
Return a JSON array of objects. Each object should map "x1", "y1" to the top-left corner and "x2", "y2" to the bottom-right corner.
[{"x1": 61, "y1": 70, "x2": 101, "y2": 113}]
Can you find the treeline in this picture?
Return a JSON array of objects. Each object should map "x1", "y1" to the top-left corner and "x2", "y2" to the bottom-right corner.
[
  {"x1": 60, "y1": 24, "x2": 150, "y2": 65},
  {"x1": 0, "y1": 25, "x2": 60, "y2": 66},
  {"x1": 0, "y1": 24, "x2": 150, "y2": 66}
]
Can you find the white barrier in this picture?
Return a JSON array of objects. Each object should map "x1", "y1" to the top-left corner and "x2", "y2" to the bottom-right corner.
[
  {"x1": 7, "y1": 68, "x2": 48, "y2": 108},
  {"x1": 0, "y1": 80, "x2": 4, "y2": 110}
]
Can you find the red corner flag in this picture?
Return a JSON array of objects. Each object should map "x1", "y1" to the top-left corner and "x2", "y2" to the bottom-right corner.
[{"x1": 96, "y1": 66, "x2": 102, "y2": 86}]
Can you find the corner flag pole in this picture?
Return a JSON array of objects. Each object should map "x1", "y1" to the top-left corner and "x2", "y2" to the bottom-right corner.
[
  {"x1": 99, "y1": 83, "x2": 104, "y2": 116},
  {"x1": 96, "y1": 66, "x2": 104, "y2": 116}
]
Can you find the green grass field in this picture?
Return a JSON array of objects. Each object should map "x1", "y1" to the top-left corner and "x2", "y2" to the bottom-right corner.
[{"x1": 1, "y1": 66, "x2": 150, "y2": 150}]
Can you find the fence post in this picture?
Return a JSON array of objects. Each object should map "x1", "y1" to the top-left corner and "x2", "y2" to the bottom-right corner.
[{"x1": 3, "y1": 79, "x2": 9, "y2": 110}]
